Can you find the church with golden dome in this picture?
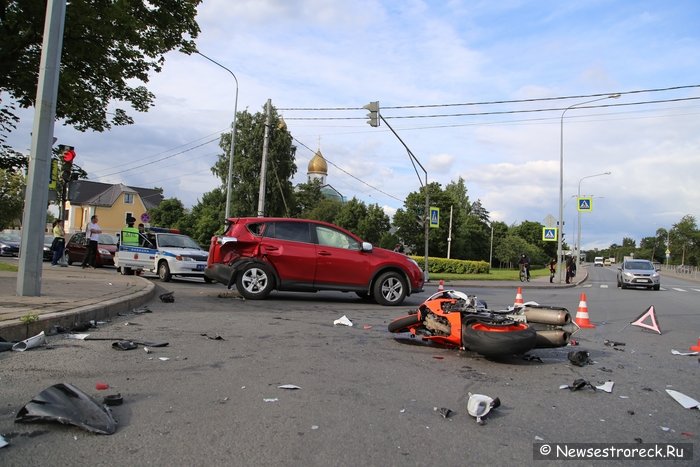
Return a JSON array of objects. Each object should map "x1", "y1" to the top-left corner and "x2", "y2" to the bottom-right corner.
[{"x1": 307, "y1": 149, "x2": 345, "y2": 202}]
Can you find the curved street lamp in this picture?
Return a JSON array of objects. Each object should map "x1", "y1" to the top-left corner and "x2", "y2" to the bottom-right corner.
[
  {"x1": 576, "y1": 171, "x2": 611, "y2": 267},
  {"x1": 196, "y1": 52, "x2": 239, "y2": 219},
  {"x1": 557, "y1": 93, "x2": 620, "y2": 282}
]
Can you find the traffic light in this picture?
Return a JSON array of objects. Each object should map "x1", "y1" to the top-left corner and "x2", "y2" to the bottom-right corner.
[
  {"x1": 58, "y1": 145, "x2": 75, "y2": 182},
  {"x1": 61, "y1": 145, "x2": 76, "y2": 163},
  {"x1": 363, "y1": 101, "x2": 379, "y2": 127}
]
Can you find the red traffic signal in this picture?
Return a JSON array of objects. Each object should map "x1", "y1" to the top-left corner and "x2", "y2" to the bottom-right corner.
[{"x1": 62, "y1": 147, "x2": 76, "y2": 163}]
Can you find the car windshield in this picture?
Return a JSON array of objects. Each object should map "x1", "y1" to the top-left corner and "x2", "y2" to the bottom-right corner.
[
  {"x1": 157, "y1": 233, "x2": 201, "y2": 249},
  {"x1": 98, "y1": 234, "x2": 118, "y2": 245},
  {"x1": 627, "y1": 261, "x2": 653, "y2": 270},
  {"x1": 0, "y1": 232, "x2": 21, "y2": 242}
]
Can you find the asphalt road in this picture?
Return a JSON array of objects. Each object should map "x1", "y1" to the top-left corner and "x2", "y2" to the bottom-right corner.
[{"x1": 1, "y1": 270, "x2": 698, "y2": 466}]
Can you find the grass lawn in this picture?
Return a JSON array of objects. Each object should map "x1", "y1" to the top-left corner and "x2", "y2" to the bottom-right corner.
[
  {"x1": 431, "y1": 267, "x2": 550, "y2": 281},
  {"x1": 0, "y1": 261, "x2": 19, "y2": 272}
]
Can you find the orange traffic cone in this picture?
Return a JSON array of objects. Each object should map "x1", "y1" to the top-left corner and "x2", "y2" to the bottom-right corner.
[
  {"x1": 690, "y1": 338, "x2": 700, "y2": 352},
  {"x1": 438, "y1": 280, "x2": 445, "y2": 292},
  {"x1": 513, "y1": 287, "x2": 524, "y2": 308},
  {"x1": 574, "y1": 292, "x2": 596, "y2": 328}
]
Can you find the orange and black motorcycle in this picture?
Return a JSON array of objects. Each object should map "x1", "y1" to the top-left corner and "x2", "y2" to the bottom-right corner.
[{"x1": 388, "y1": 290, "x2": 579, "y2": 357}]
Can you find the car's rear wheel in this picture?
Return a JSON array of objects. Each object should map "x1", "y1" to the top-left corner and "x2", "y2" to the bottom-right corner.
[
  {"x1": 236, "y1": 263, "x2": 275, "y2": 299},
  {"x1": 64, "y1": 250, "x2": 73, "y2": 266},
  {"x1": 373, "y1": 271, "x2": 407, "y2": 306},
  {"x1": 158, "y1": 261, "x2": 172, "y2": 282}
]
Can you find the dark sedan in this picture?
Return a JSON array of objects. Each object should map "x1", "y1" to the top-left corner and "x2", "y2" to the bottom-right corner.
[
  {"x1": 0, "y1": 231, "x2": 21, "y2": 257},
  {"x1": 64, "y1": 232, "x2": 118, "y2": 267}
]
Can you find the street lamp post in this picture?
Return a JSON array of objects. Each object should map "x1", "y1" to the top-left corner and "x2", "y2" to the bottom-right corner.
[
  {"x1": 557, "y1": 93, "x2": 620, "y2": 283},
  {"x1": 576, "y1": 171, "x2": 611, "y2": 268},
  {"x1": 196, "y1": 52, "x2": 239, "y2": 219}
]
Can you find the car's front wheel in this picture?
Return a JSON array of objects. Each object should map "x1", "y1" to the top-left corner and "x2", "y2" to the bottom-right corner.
[
  {"x1": 236, "y1": 263, "x2": 275, "y2": 299},
  {"x1": 373, "y1": 271, "x2": 407, "y2": 306},
  {"x1": 158, "y1": 261, "x2": 172, "y2": 282}
]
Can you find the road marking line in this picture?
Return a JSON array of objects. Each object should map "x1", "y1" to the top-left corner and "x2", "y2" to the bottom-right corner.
[
  {"x1": 582, "y1": 284, "x2": 592, "y2": 288},
  {"x1": 672, "y1": 288, "x2": 686, "y2": 292},
  {"x1": 692, "y1": 289, "x2": 700, "y2": 292},
  {"x1": 600, "y1": 284, "x2": 608, "y2": 288}
]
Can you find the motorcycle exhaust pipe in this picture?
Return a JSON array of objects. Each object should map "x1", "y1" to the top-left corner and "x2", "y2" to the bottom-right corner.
[
  {"x1": 12, "y1": 331, "x2": 47, "y2": 352},
  {"x1": 524, "y1": 307, "x2": 571, "y2": 326},
  {"x1": 533, "y1": 330, "x2": 570, "y2": 348}
]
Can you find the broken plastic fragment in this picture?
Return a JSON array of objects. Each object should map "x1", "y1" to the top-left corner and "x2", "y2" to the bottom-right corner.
[
  {"x1": 0, "y1": 434, "x2": 7, "y2": 448},
  {"x1": 12, "y1": 331, "x2": 47, "y2": 351},
  {"x1": 671, "y1": 350, "x2": 699, "y2": 356},
  {"x1": 95, "y1": 382, "x2": 109, "y2": 390},
  {"x1": 15, "y1": 383, "x2": 117, "y2": 435},
  {"x1": 112, "y1": 340, "x2": 137, "y2": 351},
  {"x1": 158, "y1": 357, "x2": 170, "y2": 361},
  {"x1": 666, "y1": 389, "x2": 700, "y2": 409},
  {"x1": 333, "y1": 315, "x2": 353, "y2": 326},
  {"x1": 159, "y1": 291, "x2": 175, "y2": 303},
  {"x1": 437, "y1": 407, "x2": 453, "y2": 418},
  {"x1": 66, "y1": 333, "x2": 90, "y2": 340},
  {"x1": 467, "y1": 393, "x2": 500, "y2": 425},
  {"x1": 604, "y1": 339, "x2": 625, "y2": 347},
  {"x1": 263, "y1": 398, "x2": 278, "y2": 402},
  {"x1": 567, "y1": 350, "x2": 590, "y2": 367},
  {"x1": 278, "y1": 384, "x2": 301, "y2": 390},
  {"x1": 565, "y1": 378, "x2": 596, "y2": 391},
  {"x1": 595, "y1": 381, "x2": 614, "y2": 393}
]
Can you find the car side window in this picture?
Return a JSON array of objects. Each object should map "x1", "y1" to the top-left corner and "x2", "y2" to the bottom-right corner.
[
  {"x1": 315, "y1": 225, "x2": 359, "y2": 250},
  {"x1": 269, "y1": 222, "x2": 311, "y2": 243}
]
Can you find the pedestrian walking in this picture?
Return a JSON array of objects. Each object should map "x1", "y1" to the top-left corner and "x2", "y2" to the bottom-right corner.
[
  {"x1": 50, "y1": 220, "x2": 65, "y2": 266},
  {"x1": 81, "y1": 215, "x2": 102, "y2": 269},
  {"x1": 549, "y1": 258, "x2": 557, "y2": 283}
]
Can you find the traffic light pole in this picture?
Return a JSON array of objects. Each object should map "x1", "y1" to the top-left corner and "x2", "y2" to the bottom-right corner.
[
  {"x1": 375, "y1": 112, "x2": 430, "y2": 281},
  {"x1": 17, "y1": 0, "x2": 66, "y2": 296}
]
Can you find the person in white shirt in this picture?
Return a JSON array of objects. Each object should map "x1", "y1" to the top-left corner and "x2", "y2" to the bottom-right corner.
[{"x1": 81, "y1": 215, "x2": 102, "y2": 268}]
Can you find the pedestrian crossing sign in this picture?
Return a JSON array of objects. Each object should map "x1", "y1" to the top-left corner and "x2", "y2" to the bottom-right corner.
[
  {"x1": 429, "y1": 206, "x2": 440, "y2": 228},
  {"x1": 577, "y1": 197, "x2": 593, "y2": 212},
  {"x1": 542, "y1": 227, "x2": 557, "y2": 241}
]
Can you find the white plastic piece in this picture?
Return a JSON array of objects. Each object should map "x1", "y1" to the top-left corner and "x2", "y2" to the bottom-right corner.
[
  {"x1": 467, "y1": 393, "x2": 497, "y2": 424},
  {"x1": 12, "y1": 331, "x2": 47, "y2": 351},
  {"x1": 333, "y1": 315, "x2": 353, "y2": 326},
  {"x1": 666, "y1": 389, "x2": 700, "y2": 409},
  {"x1": 596, "y1": 381, "x2": 614, "y2": 393}
]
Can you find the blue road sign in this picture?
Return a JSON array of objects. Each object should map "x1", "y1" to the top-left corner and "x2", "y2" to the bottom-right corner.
[
  {"x1": 542, "y1": 227, "x2": 557, "y2": 241},
  {"x1": 429, "y1": 206, "x2": 440, "y2": 228},
  {"x1": 577, "y1": 197, "x2": 592, "y2": 212}
]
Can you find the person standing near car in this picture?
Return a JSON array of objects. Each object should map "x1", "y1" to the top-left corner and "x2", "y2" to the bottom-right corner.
[
  {"x1": 81, "y1": 215, "x2": 102, "y2": 269},
  {"x1": 50, "y1": 220, "x2": 65, "y2": 266},
  {"x1": 121, "y1": 217, "x2": 140, "y2": 247}
]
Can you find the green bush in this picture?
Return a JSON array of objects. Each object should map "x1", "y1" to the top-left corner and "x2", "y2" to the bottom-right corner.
[{"x1": 409, "y1": 256, "x2": 489, "y2": 274}]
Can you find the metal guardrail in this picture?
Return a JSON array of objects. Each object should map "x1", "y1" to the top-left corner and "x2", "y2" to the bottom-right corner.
[{"x1": 659, "y1": 263, "x2": 699, "y2": 280}]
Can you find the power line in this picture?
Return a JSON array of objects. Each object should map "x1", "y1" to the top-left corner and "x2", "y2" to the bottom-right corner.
[{"x1": 278, "y1": 84, "x2": 700, "y2": 111}]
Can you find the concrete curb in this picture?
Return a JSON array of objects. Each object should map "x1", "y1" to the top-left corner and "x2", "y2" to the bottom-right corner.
[{"x1": 1, "y1": 277, "x2": 156, "y2": 342}]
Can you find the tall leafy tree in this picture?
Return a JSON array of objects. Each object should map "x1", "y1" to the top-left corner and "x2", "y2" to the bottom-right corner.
[
  {"x1": 670, "y1": 215, "x2": 698, "y2": 265},
  {"x1": 181, "y1": 188, "x2": 226, "y2": 246},
  {"x1": 334, "y1": 197, "x2": 367, "y2": 234},
  {"x1": 357, "y1": 203, "x2": 391, "y2": 245},
  {"x1": 1, "y1": 0, "x2": 201, "y2": 150},
  {"x1": 292, "y1": 179, "x2": 324, "y2": 217},
  {"x1": 212, "y1": 106, "x2": 297, "y2": 217},
  {"x1": 148, "y1": 198, "x2": 186, "y2": 230},
  {"x1": 0, "y1": 168, "x2": 24, "y2": 229}
]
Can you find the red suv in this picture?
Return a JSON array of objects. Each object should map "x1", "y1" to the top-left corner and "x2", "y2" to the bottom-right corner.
[{"x1": 205, "y1": 217, "x2": 424, "y2": 305}]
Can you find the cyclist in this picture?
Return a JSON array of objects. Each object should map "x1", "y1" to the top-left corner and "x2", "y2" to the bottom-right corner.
[
  {"x1": 518, "y1": 254, "x2": 531, "y2": 281},
  {"x1": 548, "y1": 258, "x2": 557, "y2": 283}
]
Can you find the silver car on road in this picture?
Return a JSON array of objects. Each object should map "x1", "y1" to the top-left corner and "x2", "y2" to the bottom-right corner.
[{"x1": 617, "y1": 259, "x2": 660, "y2": 290}]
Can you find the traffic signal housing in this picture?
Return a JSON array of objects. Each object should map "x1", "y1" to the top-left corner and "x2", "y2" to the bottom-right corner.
[
  {"x1": 363, "y1": 101, "x2": 379, "y2": 127},
  {"x1": 61, "y1": 145, "x2": 76, "y2": 163}
]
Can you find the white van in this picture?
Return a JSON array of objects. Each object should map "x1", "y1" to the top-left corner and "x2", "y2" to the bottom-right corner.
[{"x1": 594, "y1": 257, "x2": 604, "y2": 267}]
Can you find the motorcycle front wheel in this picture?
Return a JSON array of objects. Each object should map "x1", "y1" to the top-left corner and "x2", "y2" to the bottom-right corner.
[{"x1": 462, "y1": 322, "x2": 537, "y2": 357}]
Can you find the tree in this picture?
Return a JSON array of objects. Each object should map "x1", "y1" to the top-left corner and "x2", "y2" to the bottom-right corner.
[
  {"x1": 357, "y1": 203, "x2": 391, "y2": 245},
  {"x1": 305, "y1": 198, "x2": 343, "y2": 224},
  {"x1": 670, "y1": 215, "x2": 698, "y2": 265},
  {"x1": 1, "y1": 0, "x2": 201, "y2": 149},
  {"x1": 494, "y1": 234, "x2": 534, "y2": 267},
  {"x1": 334, "y1": 198, "x2": 367, "y2": 234},
  {"x1": 0, "y1": 168, "x2": 25, "y2": 230},
  {"x1": 148, "y1": 198, "x2": 186, "y2": 230},
  {"x1": 212, "y1": 106, "x2": 297, "y2": 217},
  {"x1": 181, "y1": 188, "x2": 226, "y2": 246},
  {"x1": 292, "y1": 179, "x2": 324, "y2": 217}
]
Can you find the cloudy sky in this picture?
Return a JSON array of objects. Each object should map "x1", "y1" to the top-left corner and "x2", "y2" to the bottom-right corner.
[{"x1": 9, "y1": 0, "x2": 700, "y2": 253}]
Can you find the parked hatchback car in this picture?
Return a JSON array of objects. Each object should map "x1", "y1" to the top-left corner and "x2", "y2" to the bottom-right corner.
[
  {"x1": 205, "y1": 217, "x2": 425, "y2": 305},
  {"x1": 64, "y1": 232, "x2": 118, "y2": 267},
  {"x1": 617, "y1": 259, "x2": 660, "y2": 290},
  {"x1": 0, "y1": 231, "x2": 21, "y2": 257}
]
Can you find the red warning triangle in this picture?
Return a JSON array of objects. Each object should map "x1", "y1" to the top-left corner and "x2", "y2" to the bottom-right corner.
[{"x1": 630, "y1": 305, "x2": 661, "y2": 334}]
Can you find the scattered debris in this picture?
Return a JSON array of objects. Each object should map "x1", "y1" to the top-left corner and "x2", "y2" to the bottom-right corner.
[
  {"x1": 671, "y1": 350, "x2": 699, "y2": 356},
  {"x1": 12, "y1": 331, "x2": 47, "y2": 352},
  {"x1": 278, "y1": 384, "x2": 301, "y2": 390},
  {"x1": 363, "y1": 325, "x2": 373, "y2": 330},
  {"x1": 595, "y1": 381, "x2": 615, "y2": 393},
  {"x1": 158, "y1": 357, "x2": 170, "y2": 361},
  {"x1": 95, "y1": 382, "x2": 109, "y2": 390},
  {"x1": 604, "y1": 339, "x2": 625, "y2": 347},
  {"x1": 333, "y1": 315, "x2": 353, "y2": 327},
  {"x1": 71, "y1": 322, "x2": 93, "y2": 332},
  {"x1": 311, "y1": 425, "x2": 319, "y2": 430},
  {"x1": 144, "y1": 347, "x2": 152, "y2": 354},
  {"x1": 201, "y1": 333, "x2": 225, "y2": 340},
  {"x1": 436, "y1": 407, "x2": 453, "y2": 419},
  {"x1": 132, "y1": 306, "x2": 152, "y2": 314},
  {"x1": 523, "y1": 354, "x2": 543, "y2": 363},
  {"x1": 561, "y1": 378, "x2": 596, "y2": 391},
  {"x1": 0, "y1": 434, "x2": 7, "y2": 448},
  {"x1": 666, "y1": 389, "x2": 700, "y2": 409},
  {"x1": 15, "y1": 383, "x2": 117, "y2": 435},
  {"x1": 66, "y1": 333, "x2": 89, "y2": 340},
  {"x1": 568, "y1": 339, "x2": 579, "y2": 346},
  {"x1": 598, "y1": 367, "x2": 613, "y2": 373},
  {"x1": 159, "y1": 291, "x2": 175, "y2": 303},
  {"x1": 567, "y1": 350, "x2": 591, "y2": 367},
  {"x1": 467, "y1": 393, "x2": 500, "y2": 425},
  {"x1": 111, "y1": 340, "x2": 137, "y2": 351},
  {"x1": 628, "y1": 410, "x2": 635, "y2": 415},
  {"x1": 103, "y1": 394, "x2": 123, "y2": 406},
  {"x1": 263, "y1": 398, "x2": 278, "y2": 402},
  {"x1": 534, "y1": 435, "x2": 544, "y2": 441}
]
